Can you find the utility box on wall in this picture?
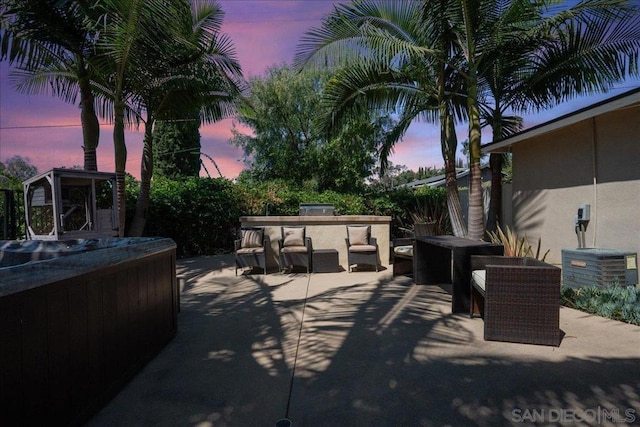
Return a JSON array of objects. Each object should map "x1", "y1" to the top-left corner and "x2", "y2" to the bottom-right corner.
[{"x1": 561, "y1": 248, "x2": 638, "y2": 288}]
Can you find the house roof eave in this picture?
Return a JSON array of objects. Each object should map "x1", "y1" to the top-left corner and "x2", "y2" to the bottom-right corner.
[{"x1": 483, "y1": 87, "x2": 640, "y2": 153}]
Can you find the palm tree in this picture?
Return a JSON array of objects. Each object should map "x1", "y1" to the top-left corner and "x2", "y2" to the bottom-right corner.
[
  {"x1": 126, "y1": 0, "x2": 243, "y2": 237},
  {"x1": 90, "y1": 0, "x2": 189, "y2": 236},
  {"x1": 474, "y1": 0, "x2": 640, "y2": 234},
  {"x1": 297, "y1": 0, "x2": 640, "y2": 241},
  {"x1": 440, "y1": 0, "x2": 640, "y2": 239},
  {"x1": 0, "y1": 0, "x2": 104, "y2": 171},
  {"x1": 294, "y1": 0, "x2": 470, "y2": 237}
]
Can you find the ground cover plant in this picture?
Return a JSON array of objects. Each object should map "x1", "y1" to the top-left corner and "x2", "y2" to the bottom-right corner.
[{"x1": 561, "y1": 285, "x2": 640, "y2": 326}]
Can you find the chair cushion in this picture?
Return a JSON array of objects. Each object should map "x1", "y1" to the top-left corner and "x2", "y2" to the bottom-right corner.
[
  {"x1": 471, "y1": 269, "x2": 486, "y2": 292},
  {"x1": 283, "y1": 227, "x2": 305, "y2": 247},
  {"x1": 348, "y1": 226, "x2": 369, "y2": 246},
  {"x1": 236, "y1": 247, "x2": 265, "y2": 254},
  {"x1": 241, "y1": 229, "x2": 263, "y2": 248},
  {"x1": 281, "y1": 245, "x2": 308, "y2": 254},
  {"x1": 394, "y1": 245, "x2": 413, "y2": 257},
  {"x1": 349, "y1": 244, "x2": 377, "y2": 253}
]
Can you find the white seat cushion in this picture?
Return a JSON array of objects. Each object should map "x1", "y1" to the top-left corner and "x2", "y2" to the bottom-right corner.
[
  {"x1": 394, "y1": 245, "x2": 413, "y2": 257},
  {"x1": 472, "y1": 269, "x2": 486, "y2": 292},
  {"x1": 349, "y1": 244, "x2": 377, "y2": 253},
  {"x1": 281, "y1": 245, "x2": 308, "y2": 253}
]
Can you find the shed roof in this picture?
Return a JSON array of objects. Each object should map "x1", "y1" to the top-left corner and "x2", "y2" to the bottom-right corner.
[{"x1": 483, "y1": 87, "x2": 640, "y2": 153}]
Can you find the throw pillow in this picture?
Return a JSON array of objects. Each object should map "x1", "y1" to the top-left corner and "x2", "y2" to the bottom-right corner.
[
  {"x1": 348, "y1": 226, "x2": 369, "y2": 246},
  {"x1": 241, "y1": 229, "x2": 263, "y2": 248},
  {"x1": 283, "y1": 227, "x2": 305, "y2": 247}
]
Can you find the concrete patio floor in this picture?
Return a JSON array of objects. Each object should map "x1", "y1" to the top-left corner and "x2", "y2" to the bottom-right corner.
[{"x1": 87, "y1": 254, "x2": 640, "y2": 426}]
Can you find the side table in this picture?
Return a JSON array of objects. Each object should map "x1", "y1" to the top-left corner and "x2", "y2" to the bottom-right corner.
[
  {"x1": 313, "y1": 249, "x2": 340, "y2": 273},
  {"x1": 414, "y1": 235, "x2": 503, "y2": 313}
]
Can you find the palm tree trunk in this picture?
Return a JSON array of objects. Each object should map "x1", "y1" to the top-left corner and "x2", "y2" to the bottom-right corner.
[
  {"x1": 78, "y1": 62, "x2": 100, "y2": 171},
  {"x1": 466, "y1": 73, "x2": 485, "y2": 240},
  {"x1": 485, "y1": 152, "x2": 502, "y2": 233},
  {"x1": 437, "y1": 8, "x2": 466, "y2": 238},
  {"x1": 114, "y1": 99, "x2": 127, "y2": 237},
  {"x1": 128, "y1": 119, "x2": 154, "y2": 237},
  {"x1": 442, "y1": 110, "x2": 467, "y2": 237}
]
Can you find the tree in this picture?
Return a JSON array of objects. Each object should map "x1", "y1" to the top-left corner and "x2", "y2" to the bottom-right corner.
[
  {"x1": 296, "y1": 0, "x2": 640, "y2": 240},
  {"x1": 478, "y1": 0, "x2": 640, "y2": 233},
  {"x1": 294, "y1": 0, "x2": 470, "y2": 236},
  {"x1": 153, "y1": 117, "x2": 202, "y2": 179},
  {"x1": 126, "y1": 0, "x2": 243, "y2": 236},
  {"x1": 0, "y1": 155, "x2": 38, "y2": 187},
  {"x1": 89, "y1": 0, "x2": 191, "y2": 236},
  {"x1": 0, "y1": 0, "x2": 104, "y2": 171},
  {"x1": 230, "y1": 65, "x2": 387, "y2": 193}
]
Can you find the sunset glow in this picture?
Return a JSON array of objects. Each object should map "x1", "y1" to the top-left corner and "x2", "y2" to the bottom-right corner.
[{"x1": 1, "y1": 1, "x2": 637, "y2": 180}]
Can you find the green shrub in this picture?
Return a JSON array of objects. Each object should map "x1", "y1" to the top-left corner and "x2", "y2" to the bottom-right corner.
[
  {"x1": 383, "y1": 186, "x2": 450, "y2": 237},
  {"x1": 142, "y1": 177, "x2": 241, "y2": 257},
  {"x1": 561, "y1": 285, "x2": 640, "y2": 326},
  {"x1": 129, "y1": 177, "x2": 449, "y2": 257}
]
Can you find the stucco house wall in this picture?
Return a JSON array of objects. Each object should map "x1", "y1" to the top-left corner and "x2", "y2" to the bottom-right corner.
[{"x1": 488, "y1": 91, "x2": 640, "y2": 265}]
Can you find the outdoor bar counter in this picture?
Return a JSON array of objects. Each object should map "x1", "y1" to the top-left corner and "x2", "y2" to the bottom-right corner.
[{"x1": 240, "y1": 215, "x2": 392, "y2": 271}]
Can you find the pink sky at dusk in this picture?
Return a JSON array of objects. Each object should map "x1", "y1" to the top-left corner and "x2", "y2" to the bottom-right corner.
[{"x1": 1, "y1": 0, "x2": 638, "y2": 180}]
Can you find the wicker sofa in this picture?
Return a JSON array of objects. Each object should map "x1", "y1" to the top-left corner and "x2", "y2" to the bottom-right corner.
[{"x1": 470, "y1": 255, "x2": 562, "y2": 346}]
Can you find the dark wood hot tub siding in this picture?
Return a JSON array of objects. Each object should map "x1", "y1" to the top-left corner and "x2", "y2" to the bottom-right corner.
[{"x1": 0, "y1": 249, "x2": 177, "y2": 426}]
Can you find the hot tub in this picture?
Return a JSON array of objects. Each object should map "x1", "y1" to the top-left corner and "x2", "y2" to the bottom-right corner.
[{"x1": 0, "y1": 237, "x2": 177, "y2": 425}]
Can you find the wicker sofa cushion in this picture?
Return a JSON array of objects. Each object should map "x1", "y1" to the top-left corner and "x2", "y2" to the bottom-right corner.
[
  {"x1": 348, "y1": 226, "x2": 369, "y2": 246},
  {"x1": 394, "y1": 245, "x2": 413, "y2": 258},
  {"x1": 241, "y1": 229, "x2": 263, "y2": 248},
  {"x1": 471, "y1": 269, "x2": 486, "y2": 292},
  {"x1": 283, "y1": 227, "x2": 305, "y2": 247}
]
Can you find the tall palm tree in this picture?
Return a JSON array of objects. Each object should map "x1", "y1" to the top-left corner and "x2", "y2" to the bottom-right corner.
[
  {"x1": 297, "y1": 0, "x2": 640, "y2": 241},
  {"x1": 475, "y1": 0, "x2": 640, "y2": 233},
  {"x1": 91, "y1": 0, "x2": 188, "y2": 236},
  {"x1": 441, "y1": 0, "x2": 640, "y2": 239},
  {"x1": 127, "y1": 0, "x2": 243, "y2": 237},
  {"x1": 294, "y1": 0, "x2": 470, "y2": 237},
  {"x1": 0, "y1": 0, "x2": 104, "y2": 171}
]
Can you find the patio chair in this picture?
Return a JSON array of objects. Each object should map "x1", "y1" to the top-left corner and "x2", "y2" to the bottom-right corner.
[
  {"x1": 392, "y1": 237, "x2": 414, "y2": 276},
  {"x1": 470, "y1": 255, "x2": 562, "y2": 346},
  {"x1": 345, "y1": 225, "x2": 379, "y2": 272},
  {"x1": 278, "y1": 226, "x2": 312, "y2": 273},
  {"x1": 391, "y1": 223, "x2": 435, "y2": 277},
  {"x1": 235, "y1": 227, "x2": 269, "y2": 275}
]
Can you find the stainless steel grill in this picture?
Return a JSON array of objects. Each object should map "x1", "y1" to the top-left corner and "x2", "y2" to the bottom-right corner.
[{"x1": 299, "y1": 203, "x2": 336, "y2": 216}]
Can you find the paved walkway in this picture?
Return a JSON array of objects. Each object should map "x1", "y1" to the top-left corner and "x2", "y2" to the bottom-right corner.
[{"x1": 88, "y1": 255, "x2": 640, "y2": 426}]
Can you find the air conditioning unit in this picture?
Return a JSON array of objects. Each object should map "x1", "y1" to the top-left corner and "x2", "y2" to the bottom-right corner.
[{"x1": 561, "y1": 248, "x2": 638, "y2": 288}]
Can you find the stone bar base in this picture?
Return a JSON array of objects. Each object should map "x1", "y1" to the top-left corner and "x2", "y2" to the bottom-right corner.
[{"x1": 240, "y1": 216, "x2": 391, "y2": 271}]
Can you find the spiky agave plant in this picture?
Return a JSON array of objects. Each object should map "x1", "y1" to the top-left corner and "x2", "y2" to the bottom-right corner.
[{"x1": 487, "y1": 225, "x2": 549, "y2": 261}]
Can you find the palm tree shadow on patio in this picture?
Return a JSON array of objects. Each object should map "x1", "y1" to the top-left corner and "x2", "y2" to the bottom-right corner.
[
  {"x1": 88, "y1": 266, "x2": 640, "y2": 426},
  {"x1": 284, "y1": 277, "x2": 640, "y2": 426}
]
